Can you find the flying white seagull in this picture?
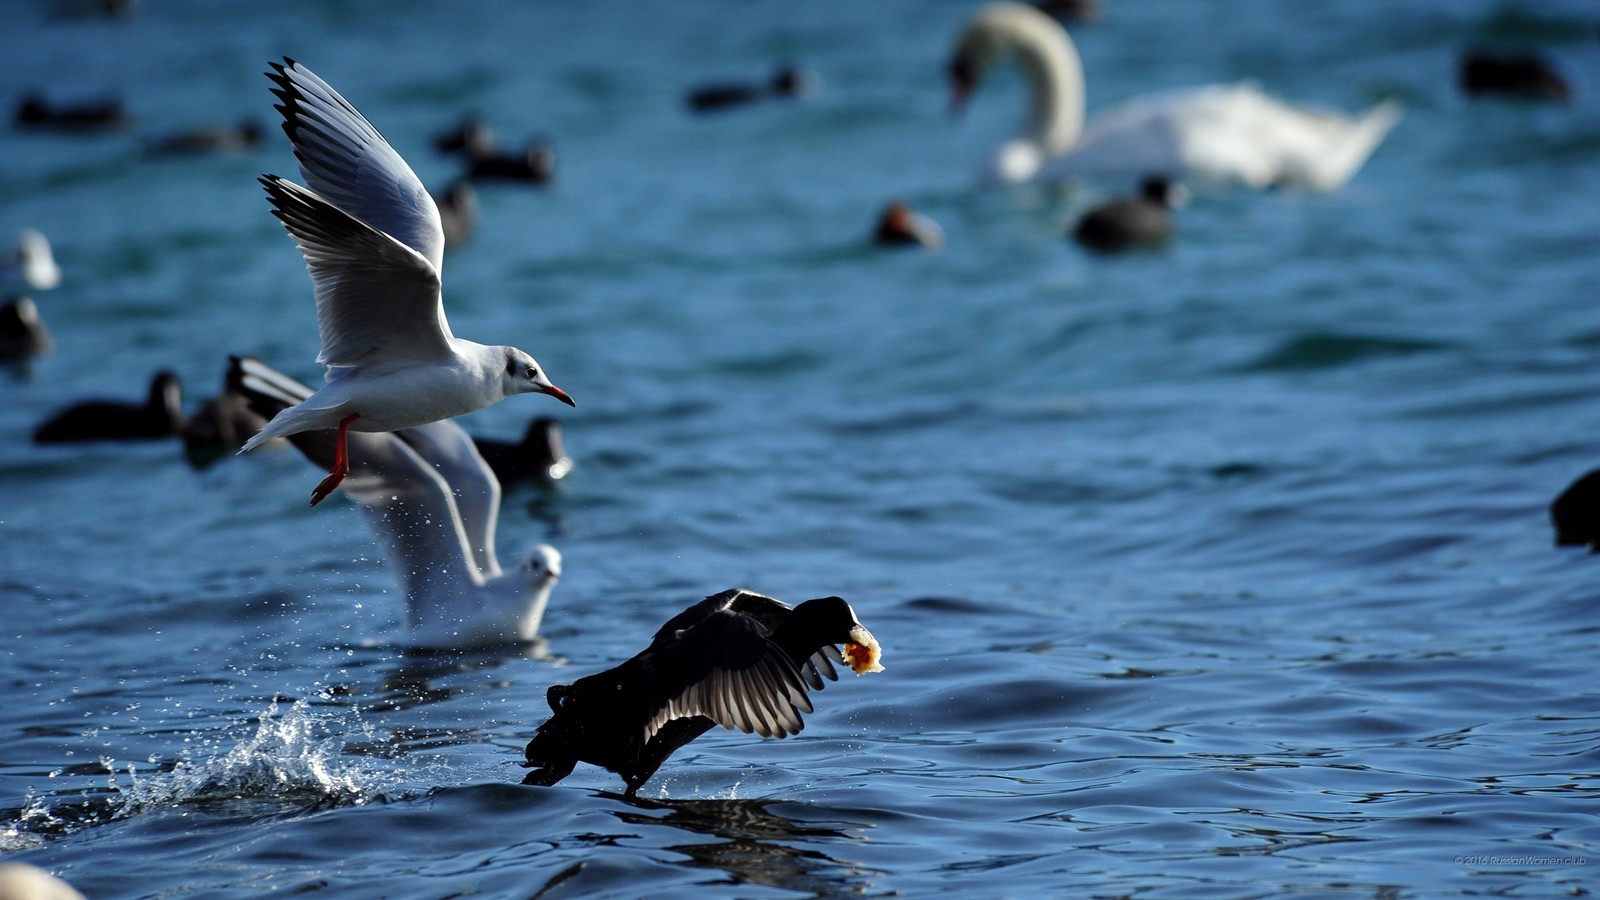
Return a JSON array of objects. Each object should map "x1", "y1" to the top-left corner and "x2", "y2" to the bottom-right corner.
[
  {"x1": 235, "y1": 355, "x2": 564, "y2": 647},
  {"x1": 240, "y1": 58, "x2": 573, "y2": 506}
]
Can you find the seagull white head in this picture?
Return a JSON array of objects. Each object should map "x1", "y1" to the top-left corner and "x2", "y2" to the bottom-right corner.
[
  {"x1": 500, "y1": 348, "x2": 575, "y2": 407},
  {"x1": 514, "y1": 543, "x2": 563, "y2": 643},
  {"x1": 520, "y1": 543, "x2": 563, "y2": 587}
]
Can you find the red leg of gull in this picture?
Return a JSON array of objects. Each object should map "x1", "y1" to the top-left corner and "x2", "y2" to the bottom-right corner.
[{"x1": 310, "y1": 413, "x2": 361, "y2": 507}]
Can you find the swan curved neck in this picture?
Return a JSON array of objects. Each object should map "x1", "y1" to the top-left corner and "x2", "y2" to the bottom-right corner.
[{"x1": 982, "y1": 3, "x2": 1086, "y2": 154}]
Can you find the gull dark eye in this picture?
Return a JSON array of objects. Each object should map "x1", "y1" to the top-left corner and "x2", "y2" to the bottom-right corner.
[{"x1": 526, "y1": 366, "x2": 538, "y2": 380}]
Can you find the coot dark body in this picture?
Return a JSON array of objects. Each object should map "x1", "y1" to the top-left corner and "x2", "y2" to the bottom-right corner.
[
  {"x1": 434, "y1": 114, "x2": 495, "y2": 157},
  {"x1": 521, "y1": 589, "x2": 882, "y2": 795},
  {"x1": 686, "y1": 65, "x2": 813, "y2": 114},
  {"x1": 33, "y1": 371, "x2": 184, "y2": 443},
  {"x1": 1551, "y1": 468, "x2": 1600, "y2": 551},
  {"x1": 14, "y1": 92, "x2": 126, "y2": 132},
  {"x1": 434, "y1": 179, "x2": 477, "y2": 249},
  {"x1": 0, "y1": 296, "x2": 51, "y2": 360},
  {"x1": 180, "y1": 359, "x2": 269, "y2": 469},
  {"x1": 1459, "y1": 50, "x2": 1571, "y2": 102},
  {"x1": 465, "y1": 142, "x2": 555, "y2": 184},
  {"x1": 1072, "y1": 176, "x2": 1183, "y2": 253},
  {"x1": 471, "y1": 416, "x2": 572, "y2": 487},
  {"x1": 873, "y1": 202, "x2": 944, "y2": 249}
]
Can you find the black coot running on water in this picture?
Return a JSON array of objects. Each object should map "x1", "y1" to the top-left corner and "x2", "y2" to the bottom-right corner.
[
  {"x1": 1551, "y1": 468, "x2": 1600, "y2": 551},
  {"x1": 521, "y1": 589, "x2": 884, "y2": 795}
]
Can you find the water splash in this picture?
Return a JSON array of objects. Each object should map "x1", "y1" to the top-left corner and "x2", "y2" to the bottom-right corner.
[
  {"x1": 119, "y1": 698, "x2": 380, "y2": 812},
  {"x1": 5, "y1": 699, "x2": 401, "y2": 840}
]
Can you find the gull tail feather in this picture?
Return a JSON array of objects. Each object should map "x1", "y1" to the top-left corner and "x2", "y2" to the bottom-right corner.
[{"x1": 232, "y1": 377, "x2": 340, "y2": 451}]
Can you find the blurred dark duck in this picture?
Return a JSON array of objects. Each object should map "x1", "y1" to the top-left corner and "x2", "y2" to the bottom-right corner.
[
  {"x1": 34, "y1": 370, "x2": 184, "y2": 443},
  {"x1": 1072, "y1": 175, "x2": 1185, "y2": 252},
  {"x1": 433, "y1": 179, "x2": 478, "y2": 249},
  {"x1": 1033, "y1": 0, "x2": 1101, "y2": 22},
  {"x1": 13, "y1": 91, "x2": 127, "y2": 132},
  {"x1": 686, "y1": 64, "x2": 817, "y2": 114},
  {"x1": 48, "y1": 0, "x2": 135, "y2": 19},
  {"x1": 434, "y1": 113, "x2": 496, "y2": 158},
  {"x1": 1551, "y1": 469, "x2": 1600, "y2": 551},
  {"x1": 466, "y1": 140, "x2": 555, "y2": 184},
  {"x1": 521, "y1": 589, "x2": 883, "y2": 795},
  {"x1": 0, "y1": 296, "x2": 51, "y2": 360},
  {"x1": 873, "y1": 202, "x2": 945, "y2": 249},
  {"x1": 145, "y1": 117, "x2": 264, "y2": 156},
  {"x1": 472, "y1": 416, "x2": 572, "y2": 487},
  {"x1": 179, "y1": 359, "x2": 271, "y2": 470},
  {"x1": 1459, "y1": 50, "x2": 1571, "y2": 103}
]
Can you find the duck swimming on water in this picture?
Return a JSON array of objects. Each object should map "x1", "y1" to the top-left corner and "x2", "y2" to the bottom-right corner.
[
  {"x1": 521, "y1": 589, "x2": 883, "y2": 795},
  {"x1": 33, "y1": 370, "x2": 184, "y2": 443},
  {"x1": 1072, "y1": 175, "x2": 1186, "y2": 253}
]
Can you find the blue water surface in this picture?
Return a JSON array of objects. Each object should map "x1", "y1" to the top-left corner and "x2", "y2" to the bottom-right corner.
[{"x1": 2, "y1": 1, "x2": 1598, "y2": 896}]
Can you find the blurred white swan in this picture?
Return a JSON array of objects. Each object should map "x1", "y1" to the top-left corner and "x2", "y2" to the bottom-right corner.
[{"x1": 948, "y1": 2, "x2": 1401, "y2": 190}]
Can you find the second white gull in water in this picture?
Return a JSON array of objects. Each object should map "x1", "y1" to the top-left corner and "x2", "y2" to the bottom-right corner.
[
  {"x1": 235, "y1": 356, "x2": 563, "y2": 647},
  {"x1": 239, "y1": 58, "x2": 574, "y2": 506}
]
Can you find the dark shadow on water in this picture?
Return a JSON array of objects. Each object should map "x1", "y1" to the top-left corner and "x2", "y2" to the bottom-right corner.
[
  {"x1": 366, "y1": 639, "x2": 558, "y2": 713},
  {"x1": 610, "y1": 793, "x2": 882, "y2": 896},
  {"x1": 1239, "y1": 332, "x2": 1450, "y2": 372}
]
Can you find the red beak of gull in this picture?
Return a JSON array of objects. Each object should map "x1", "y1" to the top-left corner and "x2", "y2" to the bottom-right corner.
[{"x1": 540, "y1": 384, "x2": 576, "y2": 407}]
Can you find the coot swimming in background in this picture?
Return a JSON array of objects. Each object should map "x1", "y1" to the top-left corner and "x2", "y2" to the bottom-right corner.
[
  {"x1": 1459, "y1": 50, "x2": 1571, "y2": 103},
  {"x1": 433, "y1": 113, "x2": 496, "y2": 158},
  {"x1": 178, "y1": 356, "x2": 274, "y2": 469},
  {"x1": 873, "y1": 202, "x2": 945, "y2": 250},
  {"x1": 33, "y1": 370, "x2": 184, "y2": 443},
  {"x1": 472, "y1": 415, "x2": 573, "y2": 487},
  {"x1": 0, "y1": 296, "x2": 52, "y2": 360},
  {"x1": 685, "y1": 64, "x2": 816, "y2": 114},
  {"x1": 13, "y1": 91, "x2": 126, "y2": 132},
  {"x1": 521, "y1": 589, "x2": 883, "y2": 795},
  {"x1": 465, "y1": 140, "x2": 556, "y2": 184},
  {"x1": 434, "y1": 179, "x2": 478, "y2": 250},
  {"x1": 144, "y1": 117, "x2": 263, "y2": 156},
  {"x1": 1072, "y1": 175, "x2": 1185, "y2": 253}
]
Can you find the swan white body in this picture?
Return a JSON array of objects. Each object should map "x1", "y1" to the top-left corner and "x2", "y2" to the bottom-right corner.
[
  {"x1": 951, "y1": 2, "x2": 1401, "y2": 190},
  {"x1": 239, "y1": 59, "x2": 572, "y2": 473},
  {"x1": 237, "y1": 356, "x2": 563, "y2": 648}
]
